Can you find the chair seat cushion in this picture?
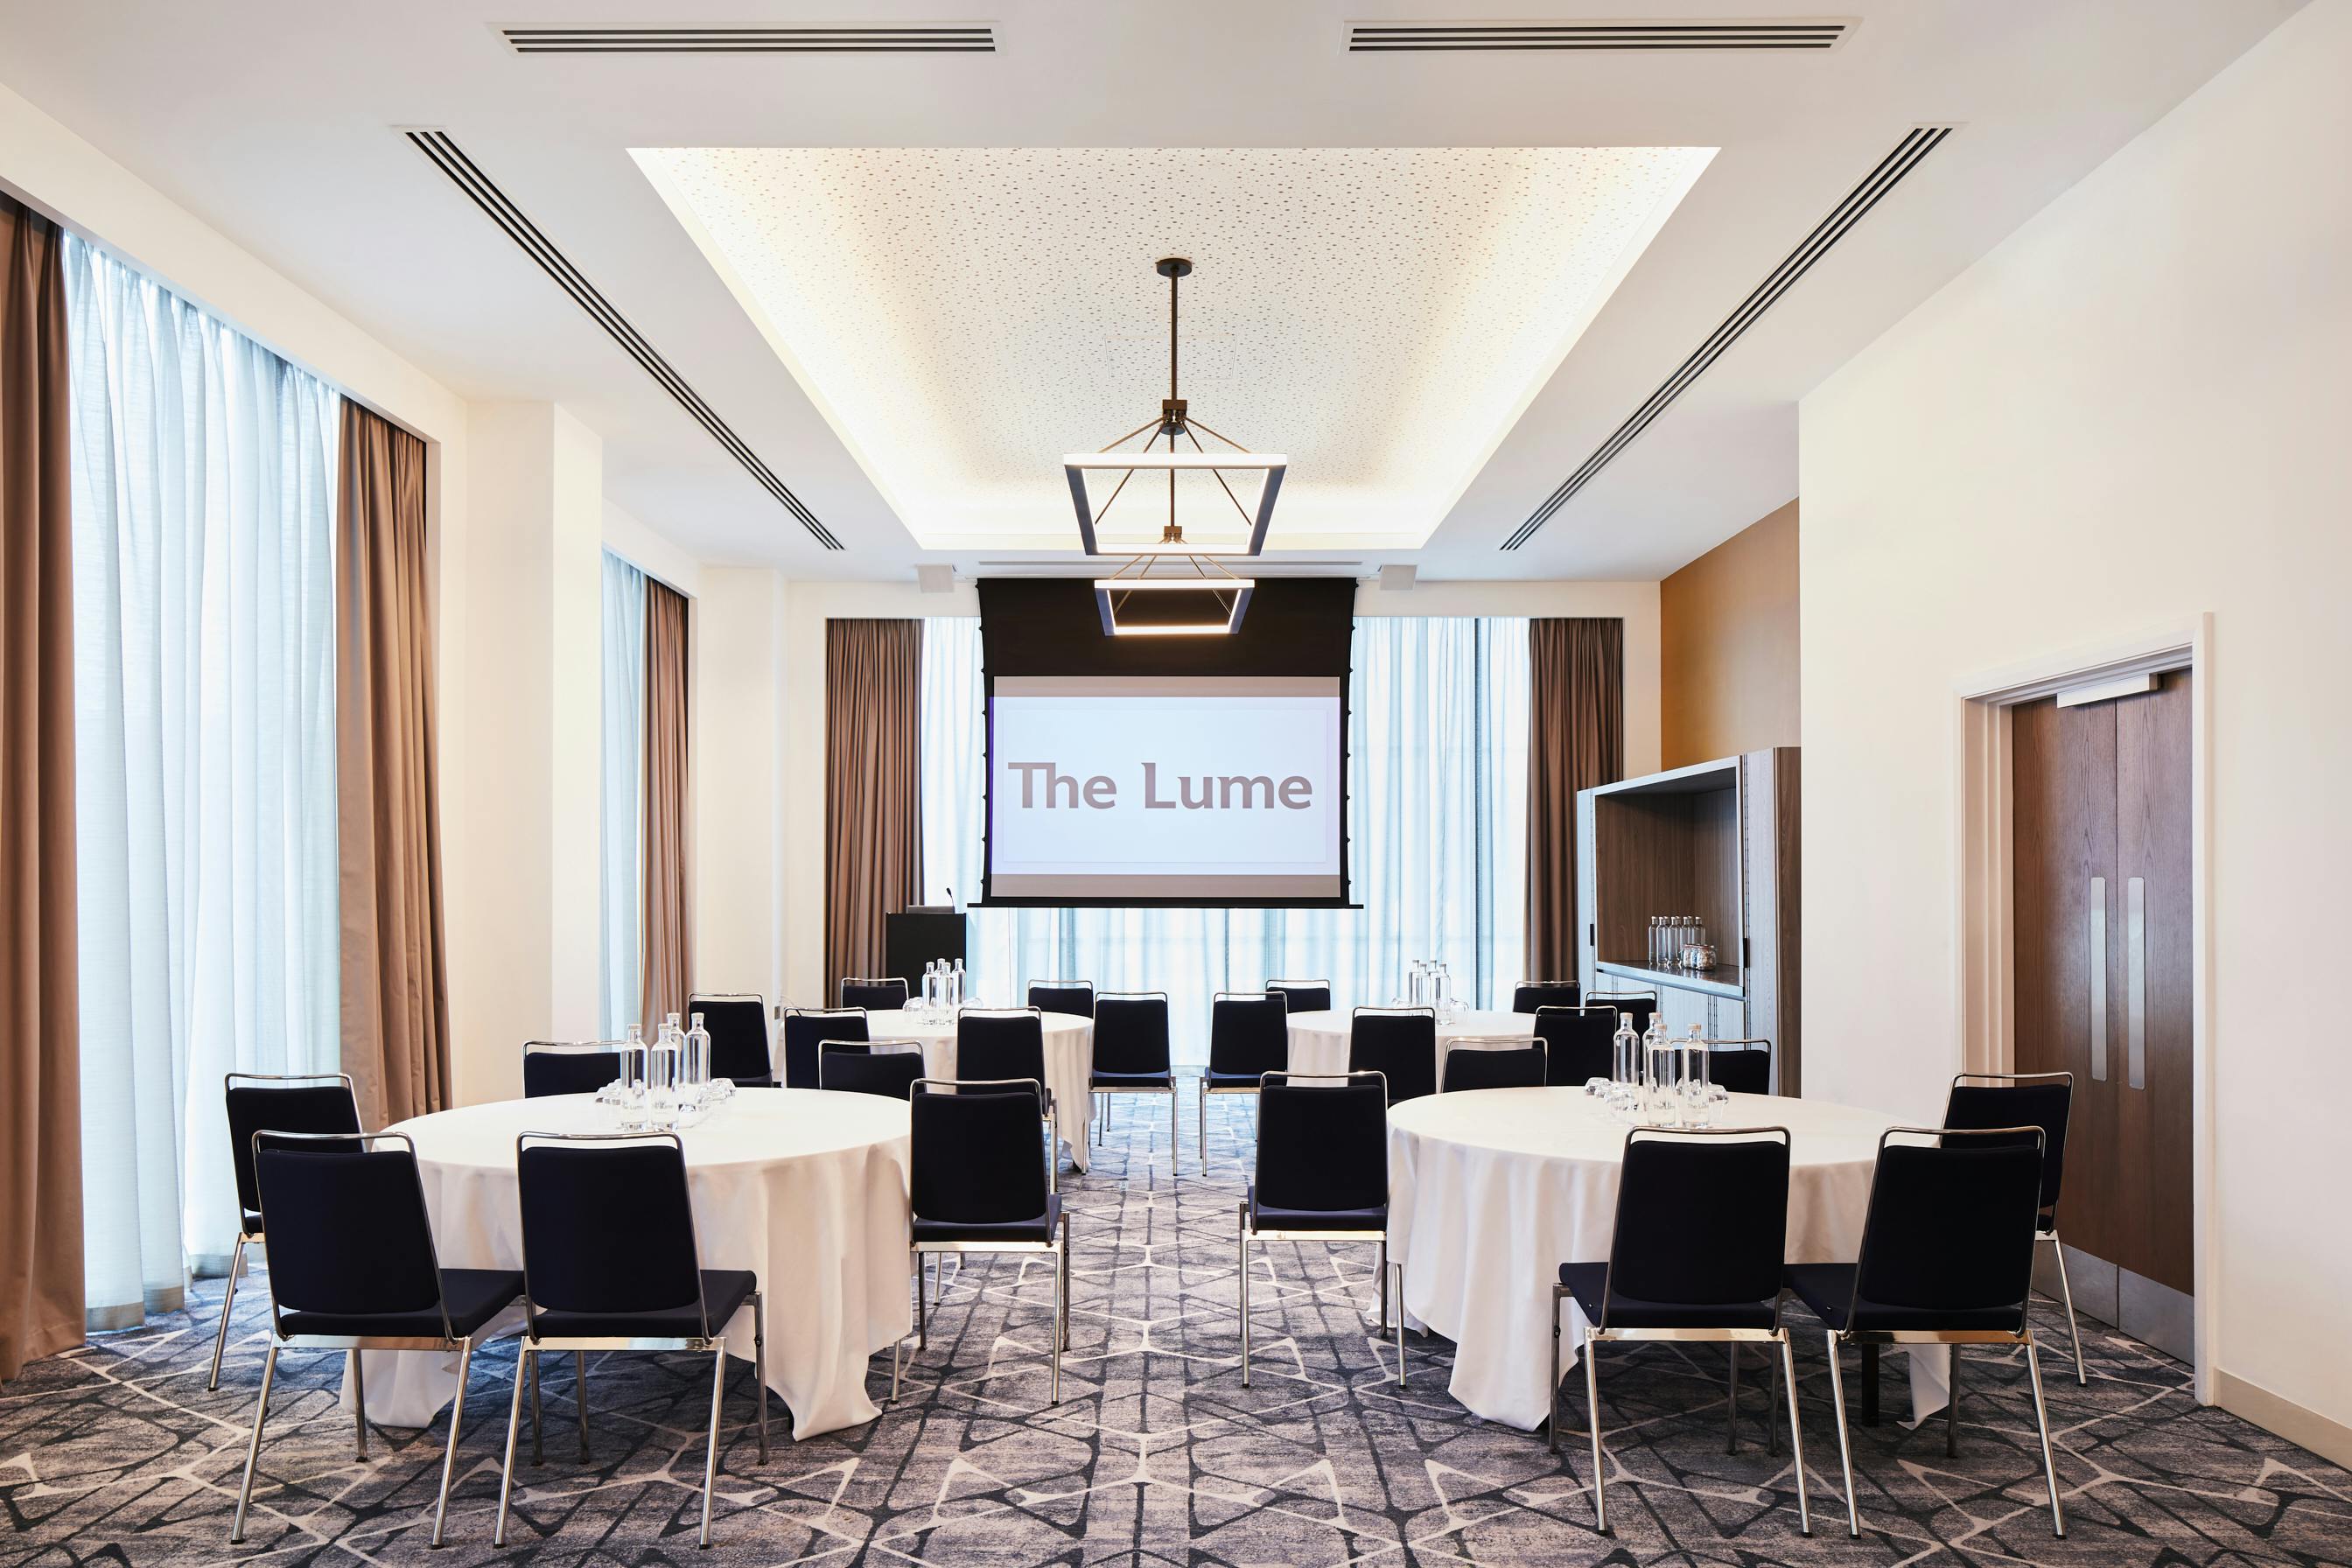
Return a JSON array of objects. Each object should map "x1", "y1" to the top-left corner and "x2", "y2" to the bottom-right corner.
[
  {"x1": 1248, "y1": 1183, "x2": 1388, "y2": 1233},
  {"x1": 1782, "y1": 1263, "x2": 2026, "y2": 1334},
  {"x1": 914, "y1": 1193, "x2": 1063, "y2": 1246},
  {"x1": 529, "y1": 1269, "x2": 758, "y2": 1341},
  {"x1": 1558, "y1": 1262, "x2": 1777, "y2": 1331},
  {"x1": 1092, "y1": 1070, "x2": 1174, "y2": 1089},
  {"x1": 278, "y1": 1268, "x2": 523, "y2": 1340},
  {"x1": 1204, "y1": 1070, "x2": 1268, "y2": 1091}
]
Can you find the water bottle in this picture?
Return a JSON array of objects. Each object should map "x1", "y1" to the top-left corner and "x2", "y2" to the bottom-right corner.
[
  {"x1": 683, "y1": 1011, "x2": 711, "y2": 1110},
  {"x1": 1610, "y1": 1013, "x2": 1641, "y2": 1114},
  {"x1": 648, "y1": 1012, "x2": 683, "y2": 1127},
  {"x1": 1642, "y1": 1017, "x2": 1675, "y2": 1125},
  {"x1": 949, "y1": 959, "x2": 966, "y2": 1011},
  {"x1": 920, "y1": 962, "x2": 940, "y2": 1019},
  {"x1": 1676, "y1": 1025, "x2": 1711, "y2": 1124},
  {"x1": 1432, "y1": 963, "x2": 1453, "y2": 1023}
]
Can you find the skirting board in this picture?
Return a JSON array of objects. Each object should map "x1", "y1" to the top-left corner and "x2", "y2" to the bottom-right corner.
[{"x1": 2215, "y1": 1368, "x2": 2352, "y2": 1471}]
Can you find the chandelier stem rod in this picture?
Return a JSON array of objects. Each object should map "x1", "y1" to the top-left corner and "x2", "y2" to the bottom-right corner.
[{"x1": 1168, "y1": 265, "x2": 1179, "y2": 402}]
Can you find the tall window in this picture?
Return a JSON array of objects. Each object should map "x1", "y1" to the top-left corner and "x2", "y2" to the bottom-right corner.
[
  {"x1": 919, "y1": 615, "x2": 1529, "y2": 1062},
  {"x1": 66, "y1": 236, "x2": 342, "y2": 1326},
  {"x1": 599, "y1": 550, "x2": 647, "y2": 1037}
]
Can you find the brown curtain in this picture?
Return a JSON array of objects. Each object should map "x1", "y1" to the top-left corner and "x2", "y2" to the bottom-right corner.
[
  {"x1": 0, "y1": 195, "x2": 84, "y2": 1379},
  {"x1": 336, "y1": 402, "x2": 452, "y2": 1129},
  {"x1": 639, "y1": 578, "x2": 691, "y2": 1035},
  {"x1": 824, "y1": 620, "x2": 921, "y2": 998},
  {"x1": 1527, "y1": 618, "x2": 1624, "y2": 984}
]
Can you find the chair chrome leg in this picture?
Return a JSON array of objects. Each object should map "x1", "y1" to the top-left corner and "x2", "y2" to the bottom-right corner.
[
  {"x1": 529, "y1": 1345, "x2": 543, "y2": 1465},
  {"x1": 2049, "y1": 1233, "x2": 2087, "y2": 1385},
  {"x1": 1393, "y1": 1262, "x2": 1405, "y2": 1388},
  {"x1": 1584, "y1": 1332, "x2": 1608, "y2": 1534},
  {"x1": 1768, "y1": 1340, "x2": 1783, "y2": 1457},
  {"x1": 1168, "y1": 1089, "x2": 1179, "y2": 1185},
  {"x1": 1051, "y1": 1234, "x2": 1065, "y2": 1406},
  {"x1": 228, "y1": 1341, "x2": 277, "y2": 1544},
  {"x1": 1237, "y1": 1203, "x2": 1251, "y2": 1388},
  {"x1": 576, "y1": 1350, "x2": 591, "y2": 1461},
  {"x1": 1376, "y1": 1236, "x2": 1389, "y2": 1334},
  {"x1": 698, "y1": 1347, "x2": 726, "y2": 1547},
  {"x1": 1548, "y1": 1290, "x2": 1562, "y2": 1454},
  {"x1": 752, "y1": 1292, "x2": 770, "y2": 1463},
  {"x1": 1061, "y1": 1218, "x2": 1074, "y2": 1353},
  {"x1": 2026, "y1": 1334, "x2": 2067, "y2": 1536},
  {"x1": 1779, "y1": 1333, "x2": 1812, "y2": 1536},
  {"x1": 495, "y1": 1348, "x2": 527, "y2": 1547},
  {"x1": 1199, "y1": 1085, "x2": 1208, "y2": 1175},
  {"x1": 350, "y1": 1348, "x2": 369, "y2": 1460},
  {"x1": 1947, "y1": 1346, "x2": 1960, "y2": 1458},
  {"x1": 206, "y1": 1235, "x2": 245, "y2": 1391},
  {"x1": 918, "y1": 1252, "x2": 929, "y2": 1351},
  {"x1": 1726, "y1": 1344, "x2": 1740, "y2": 1454},
  {"x1": 1824, "y1": 1331, "x2": 1860, "y2": 1538},
  {"x1": 430, "y1": 1339, "x2": 473, "y2": 1547}
]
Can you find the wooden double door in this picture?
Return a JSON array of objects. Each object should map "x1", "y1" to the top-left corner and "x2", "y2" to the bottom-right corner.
[{"x1": 2011, "y1": 670, "x2": 2193, "y2": 1298}]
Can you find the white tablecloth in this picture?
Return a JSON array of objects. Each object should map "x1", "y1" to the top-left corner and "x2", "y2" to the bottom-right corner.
[
  {"x1": 1387, "y1": 1087, "x2": 1950, "y2": 1430},
  {"x1": 1285, "y1": 1008, "x2": 1536, "y2": 1084},
  {"x1": 866, "y1": 1009, "x2": 1096, "y2": 1172},
  {"x1": 348, "y1": 1089, "x2": 911, "y2": 1439}
]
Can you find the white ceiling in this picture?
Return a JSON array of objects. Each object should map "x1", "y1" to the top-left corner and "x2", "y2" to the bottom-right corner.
[{"x1": 0, "y1": 1, "x2": 2306, "y2": 582}]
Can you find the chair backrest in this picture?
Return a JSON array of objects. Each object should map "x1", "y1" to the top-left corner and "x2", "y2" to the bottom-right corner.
[
  {"x1": 782, "y1": 1007, "x2": 869, "y2": 1088},
  {"x1": 252, "y1": 1130, "x2": 445, "y2": 1334},
  {"x1": 516, "y1": 1133, "x2": 708, "y2": 1333},
  {"x1": 840, "y1": 976, "x2": 909, "y2": 1011},
  {"x1": 1944, "y1": 1072, "x2": 2073, "y2": 1214},
  {"x1": 1511, "y1": 980, "x2": 1582, "y2": 1014},
  {"x1": 1255, "y1": 1072, "x2": 1389, "y2": 1214},
  {"x1": 956, "y1": 1008, "x2": 1046, "y2": 1090},
  {"x1": 1208, "y1": 992, "x2": 1291, "y2": 1078},
  {"x1": 1601, "y1": 1128, "x2": 1791, "y2": 1319},
  {"x1": 1266, "y1": 979, "x2": 1333, "y2": 1014},
  {"x1": 1532, "y1": 1005, "x2": 1618, "y2": 1085},
  {"x1": 1026, "y1": 980, "x2": 1096, "y2": 1018},
  {"x1": 909, "y1": 1083, "x2": 1050, "y2": 1224},
  {"x1": 1441, "y1": 1040, "x2": 1548, "y2": 1092},
  {"x1": 1348, "y1": 1007, "x2": 1438, "y2": 1102},
  {"x1": 1092, "y1": 992, "x2": 1172, "y2": 1076},
  {"x1": 226, "y1": 1074, "x2": 361, "y2": 1223},
  {"x1": 1851, "y1": 1127, "x2": 2046, "y2": 1326},
  {"x1": 521, "y1": 1042, "x2": 622, "y2": 1100},
  {"x1": 1704, "y1": 1039, "x2": 1774, "y2": 1096},
  {"x1": 820, "y1": 1042, "x2": 926, "y2": 1099},
  {"x1": 687, "y1": 993, "x2": 773, "y2": 1084},
  {"x1": 1590, "y1": 991, "x2": 1657, "y2": 1035}
]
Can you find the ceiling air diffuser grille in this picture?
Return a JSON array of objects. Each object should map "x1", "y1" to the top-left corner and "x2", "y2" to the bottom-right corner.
[
  {"x1": 501, "y1": 25, "x2": 995, "y2": 54},
  {"x1": 404, "y1": 130, "x2": 843, "y2": 550},
  {"x1": 1502, "y1": 123, "x2": 1952, "y2": 551},
  {"x1": 1346, "y1": 19, "x2": 1849, "y2": 52}
]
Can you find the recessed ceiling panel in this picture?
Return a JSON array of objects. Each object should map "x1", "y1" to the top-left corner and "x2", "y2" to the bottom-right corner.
[{"x1": 634, "y1": 146, "x2": 1713, "y2": 552}]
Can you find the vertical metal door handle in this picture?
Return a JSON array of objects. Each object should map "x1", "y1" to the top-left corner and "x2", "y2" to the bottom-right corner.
[
  {"x1": 2088, "y1": 876, "x2": 2108, "y2": 1082},
  {"x1": 2126, "y1": 877, "x2": 2147, "y2": 1089}
]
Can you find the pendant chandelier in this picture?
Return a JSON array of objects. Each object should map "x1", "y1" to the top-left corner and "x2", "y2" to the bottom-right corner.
[{"x1": 1062, "y1": 257, "x2": 1287, "y2": 636}]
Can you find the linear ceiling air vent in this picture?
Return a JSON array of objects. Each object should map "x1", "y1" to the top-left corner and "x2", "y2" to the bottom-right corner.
[
  {"x1": 1347, "y1": 19, "x2": 1849, "y2": 51},
  {"x1": 501, "y1": 25, "x2": 995, "y2": 53},
  {"x1": 1502, "y1": 123, "x2": 1951, "y2": 551},
  {"x1": 404, "y1": 130, "x2": 842, "y2": 550}
]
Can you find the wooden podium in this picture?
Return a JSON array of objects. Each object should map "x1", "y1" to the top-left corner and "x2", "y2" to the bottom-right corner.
[{"x1": 885, "y1": 908, "x2": 968, "y2": 985}]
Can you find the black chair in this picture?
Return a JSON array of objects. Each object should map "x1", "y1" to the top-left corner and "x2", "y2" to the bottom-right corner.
[
  {"x1": 1944, "y1": 1071, "x2": 2082, "y2": 1383},
  {"x1": 212, "y1": 1072, "x2": 363, "y2": 1391},
  {"x1": 782, "y1": 1006, "x2": 868, "y2": 1088},
  {"x1": 840, "y1": 976, "x2": 909, "y2": 1011},
  {"x1": 1554, "y1": 1128, "x2": 1808, "y2": 1536},
  {"x1": 1512, "y1": 980, "x2": 1582, "y2": 1013},
  {"x1": 687, "y1": 993, "x2": 774, "y2": 1087},
  {"x1": 497, "y1": 1132, "x2": 766, "y2": 1549},
  {"x1": 906, "y1": 1080, "x2": 1069, "y2": 1404},
  {"x1": 522, "y1": 1041, "x2": 622, "y2": 1100},
  {"x1": 1089, "y1": 991, "x2": 1177, "y2": 1166},
  {"x1": 1266, "y1": 979, "x2": 1333, "y2": 1015},
  {"x1": 1242, "y1": 1072, "x2": 1403, "y2": 1387},
  {"x1": 1782, "y1": 1125, "x2": 2063, "y2": 1539},
  {"x1": 821, "y1": 1040, "x2": 925, "y2": 1099},
  {"x1": 956, "y1": 1007, "x2": 1054, "y2": 1116},
  {"x1": 1704, "y1": 1038, "x2": 1775, "y2": 1097},
  {"x1": 1589, "y1": 990, "x2": 1657, "y2": 1035},
  {"x1": 1533, "y1": 1004, "x2": 1620, "y2": 1085},
  {"x1": 1348, "y1": 1006, "x2": 1438, "y2": 1103},
  {"x1": 232, "y1": 1130, "x2": 522, "y2": 1547},
  {"x1": 1027, "y1": 980, "x2": 1096, "y2": 1018},
  {"x1": 1200, "y1": 991, "x2": 1290, "y2": 1174},
  {"x1": 1441, "y1": 1039, "x2": 1548, "y2": 1092}
]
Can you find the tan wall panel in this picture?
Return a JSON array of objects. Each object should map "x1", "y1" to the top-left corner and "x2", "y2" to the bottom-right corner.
[{"x1": 1660, "y1": 500, "x2": 1799, "y2": 768}]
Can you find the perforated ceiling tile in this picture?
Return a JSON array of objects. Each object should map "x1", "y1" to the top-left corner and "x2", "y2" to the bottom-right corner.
[{"x1": 635, "y1": 146, "x2": 1713, "y2": 551}]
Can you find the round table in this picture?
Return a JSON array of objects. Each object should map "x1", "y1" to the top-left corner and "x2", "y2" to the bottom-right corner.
[
  {"x1": 1286, "y1": 1008, "x2": 1536, "y2": 1084},
  {"x1": 1386, "y1": 1087, "x2": 1950, "y2": 1431},
  {"x1": 348, "y1": 1088, "x2": 911, "y2": 1440},
  {"x1": 865, "y1": 1008, "x2": 1096, "y2": 1172}
]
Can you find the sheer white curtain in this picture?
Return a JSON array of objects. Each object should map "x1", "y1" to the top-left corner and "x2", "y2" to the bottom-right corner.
[
  {"x1": 599, "y1": 550, "x2": 647, "y2": 1038},
  {"x1": 66, "y1": 235, "x2": 342, "y2": 1326},
  {"x1": 919, "y1": 615, "x2": 1528, "y2": 1063}
]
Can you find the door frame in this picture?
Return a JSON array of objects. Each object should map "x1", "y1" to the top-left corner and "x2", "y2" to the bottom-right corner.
[{"x1": 1951, "y1": 615, "x2": 2213, "y2": 1401}]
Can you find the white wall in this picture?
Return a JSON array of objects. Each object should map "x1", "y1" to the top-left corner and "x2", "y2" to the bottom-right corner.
[{"x1": 1800, "y1": 0, "x2": 2352, "y2": 1453}]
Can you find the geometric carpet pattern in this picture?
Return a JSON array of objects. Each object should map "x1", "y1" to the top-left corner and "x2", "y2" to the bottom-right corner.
[{"x1": 6, "y1": 1096, "x2": 2350, "y2": 1565}]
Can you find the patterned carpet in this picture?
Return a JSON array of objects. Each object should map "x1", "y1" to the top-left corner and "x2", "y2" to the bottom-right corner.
[{"x1": 6, "y1": 1096, "x2": 2349, "y2": 1566}]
